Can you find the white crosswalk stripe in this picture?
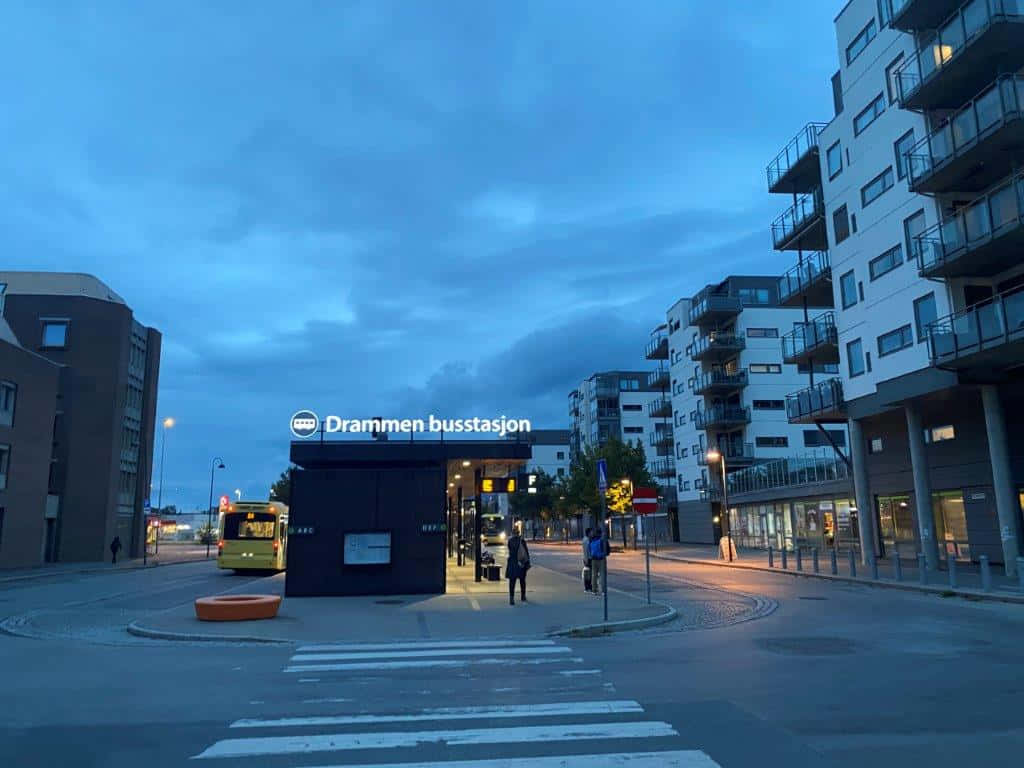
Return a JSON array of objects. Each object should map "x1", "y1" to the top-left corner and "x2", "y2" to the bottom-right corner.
[{"x1": 190, "y1": 638, "x2": 723, "y2": 766}]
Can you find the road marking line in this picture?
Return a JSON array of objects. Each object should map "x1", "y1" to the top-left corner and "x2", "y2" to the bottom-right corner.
[
  {"x1": 291, "y1": 646, "x2": 571, "y2": 662},
  {"x1": 297, "y1": 639, "x2": 557, "y2": 653},
  {"x1": 192, "y1": 720, "x2": 679, "y2": 759},
  {"x1": 299, "y1": 751, "x2": 722, "y2": 768},
  {"x1": 284, "y1": 657, "x2": 584, "y2": 673},
  {"x1": 297, "y1": 678, "x2": 320, "y2": 683},
  {"x1": 230, "y1": 700, "x2": 643, "y2": 729},
  {"x1": 559, "y1": 669, "x2": 601, "y2": 677}
]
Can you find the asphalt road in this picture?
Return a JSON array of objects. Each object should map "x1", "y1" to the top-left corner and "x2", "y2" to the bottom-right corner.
[{"x1": 1, "y1": 548, "x2": 1023, "y2": 767}]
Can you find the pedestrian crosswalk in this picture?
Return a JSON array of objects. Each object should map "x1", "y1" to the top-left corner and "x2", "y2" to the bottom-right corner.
[{"x1": 191, "y1": 638, "x2": 722, "y2": 766}]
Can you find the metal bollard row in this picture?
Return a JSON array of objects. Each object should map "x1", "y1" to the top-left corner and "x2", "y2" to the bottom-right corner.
[
  {"x1": 812, "y1": 547, "x2": 820, "y2": 574},
  {"x1": 795, "y1": 547, "x2": 803, "y2": 572},
  {"x1": 947, "y1": 552, "x2": 957, "y2": 590},
  {"x1": 918, "y1": 553, "x2": 927, "y2": 585},
  {"x1": 979, "y1": 555, "x2": 991, "y2": 593}
]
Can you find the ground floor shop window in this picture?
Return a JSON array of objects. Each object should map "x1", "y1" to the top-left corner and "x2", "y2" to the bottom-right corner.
[
  {"x1": 932, "y1": 491, "x2": 969, "y2": 562},
  {"x1": 877, "y1": 495, "x2": 915, "y2": 557}
]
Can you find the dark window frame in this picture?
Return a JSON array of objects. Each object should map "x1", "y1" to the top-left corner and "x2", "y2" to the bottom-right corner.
[
  {"x1": 840, "y1": 270, "x2": 858, "y2": 309},
  {"x1": 877, "y1": 324, "x2": 914, "y2": 357},
  {"x1": 846, "y1": 19, "x2": 878, "y2": 65},
  {"x1": 885, "y1": 53, "x2": 905, "y2": 105},
  {"x1": 847, "y1": 338, "x2": 865, "y2": 378},
  {"x1": 854, "y1": 93, "x2": 886, "y2": 136},
  {"x1": 913, "y1": 292, "x2": 938, "y2": 343},
  {"x1": 869, "y1": 244, "x2": 904, "y2": 281},
  {"x1": 833, "y1": 204, "x2": 851, "y2": 245},
  {"x1": 40, "y1": 319, "x2": 70, "y2": 350},
  {"x1": 861, "y1": 166, "x2": 895, "y2": 207},
  {"x1": 894, "y1": 129, "x2": 915, "y2": 180},
  {"x1": 827, "y1": 140, "x2": 843, "y2": 180}
]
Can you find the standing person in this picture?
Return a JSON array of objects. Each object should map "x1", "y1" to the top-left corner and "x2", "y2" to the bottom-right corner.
[
  {"x1": 581, "y1": 528, "x2": 593, "y2": 592},
  {"x1": 506, "y1": 524, "x2": 530, "y2": 605},
  {"x1": 589, "y1": 526, "x2": 609, "y2": 595},
  {"x1": 110, "y1": 536, "x2": 122, "y2": 565}
]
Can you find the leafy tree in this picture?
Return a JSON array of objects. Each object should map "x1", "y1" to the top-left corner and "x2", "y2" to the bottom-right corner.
[
  {"x1": 508, "y1": 470, "x2": 559, "y2": 538},
  {"x1": 563, "y1": 438, "x2": 655, "y2": 530},
  {"x1": 270, "y1": 467, "x2": 294, "y2": 505}
]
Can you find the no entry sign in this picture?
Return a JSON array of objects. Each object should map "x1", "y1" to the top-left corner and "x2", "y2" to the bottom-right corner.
[{"x1": 633, "y1": 486, "x2": 658, "y2": 514}]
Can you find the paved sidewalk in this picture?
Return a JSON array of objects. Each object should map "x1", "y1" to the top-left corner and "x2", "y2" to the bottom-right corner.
[{"x1": 128, "y1": 559, "x2": 674, "y2": 643}]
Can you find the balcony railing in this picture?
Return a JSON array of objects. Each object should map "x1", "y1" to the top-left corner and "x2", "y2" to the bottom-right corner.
[
  {"x1": 907, "y1": 75, "x2": 1024, "y2": 194},
  {"x1": 593, "y1": 380, "x2": 619, "y2": 398},
  {"x1": 928, "y1": 286, "x2": 1024, "y2": 368},
  {"x1": 649, "y1": 427, "x2": 674, "y2": 448},
  {"x1": 785, "y1": 378, "x2": 845, "y2": 424},
  {"x1": 697, "y1": 443, "x2": 755, "y2": 466},
  {"x1": 699, "y1": 487, "x2": 723, "y2": 503},
  {"x1": 695, "y1": 405, "x2": 752, "y2": 430},
  {"x1": 690, "y1": 332, "x2": 746, "y2": 362},
  {"x1": 896, "y1": 0, "x2": 1024, "y2": 111},
  {"x1": 726, "y1": 453, "x2": 852, "y2": 497},
  {"x1": 888, "y1": 0, "x2": 966, "y2": 31},
  {"x1": 646, "y1": 368, "x2": 669, "y2": 390},
  {"x1": 687, "y1": 294, "x2": 742, "y2": 327},
  {"x1": 781, "y1": 313, "x2": 839, "y2": 365},
  {"x1": 917, "y1": 168, "x2": 1024, "y2": 278},
  {"x1": 692, "y1": 369, "x2": 749, "y2": 396},
  {"x1": 771, "y1": 187, "x2": 826, "y2": 251},
  {"x1": 647, "y1": 398, "x2": 672, "y2": 419},
  {"x1": 766, "y1": 122, "x2": 827, "y2": 194},
  {"x1": 651, "y1": 457, "x2": 676, "y2": 478},
  {"x1": 777, "y1": 251, "x2": 832, "y2": 308},
  {"x1": 644, "y1": 333, "x2": 669, "y2": 360}
]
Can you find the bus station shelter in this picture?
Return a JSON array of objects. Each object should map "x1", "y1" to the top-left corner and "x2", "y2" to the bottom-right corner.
[{"x1": 286, "y1": 438, "x2": 531, "y2": 597}]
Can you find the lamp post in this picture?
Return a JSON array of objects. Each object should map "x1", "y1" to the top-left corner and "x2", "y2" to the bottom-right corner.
[
  {"x1": 234, "y1": 488, "x2": 241, "y2": 501},
  {"x1": 206, "y1": 457, "x2": 225, "y2": 559},
  {"x1": 620, "y1": 478, "x2": 633, "y2": 549},
  {"x1": 155, "y1": 417, "x2": 175, "y2": 557},
  {"x1": 705, "y1": 447, "x2": 732, "y2": 562}
]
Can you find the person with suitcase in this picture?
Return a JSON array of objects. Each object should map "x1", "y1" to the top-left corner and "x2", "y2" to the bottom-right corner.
[{"x1": 581, "y1": 528, "x2": 593, "y2": 592}]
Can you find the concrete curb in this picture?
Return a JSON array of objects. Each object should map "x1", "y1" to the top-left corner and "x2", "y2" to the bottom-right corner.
[
  {"x1": 126, "y1": 619, "x2": 294, "y2": 645},
  {"x1": 548, "y1": 602, "x2": 678, "y2": 638},
  {"x1": 650, "y1": 553, "x2": 1024, "y2": 605},
  {"x1": 0, "y1": 557, "x2": 205, "y2": 585}
]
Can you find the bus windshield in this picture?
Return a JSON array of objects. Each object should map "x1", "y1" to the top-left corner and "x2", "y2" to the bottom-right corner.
[
  {"x1": 223, "y1": 512, "x2": 276, "y2": 540},
  {"x1": 482, "y1": 516, "x2": 503, "y2": 535}
]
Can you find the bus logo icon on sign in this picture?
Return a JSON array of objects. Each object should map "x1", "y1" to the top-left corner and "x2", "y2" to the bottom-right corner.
[{"x1": 290, "y1": 410, "x2": 319, "y2": 438}]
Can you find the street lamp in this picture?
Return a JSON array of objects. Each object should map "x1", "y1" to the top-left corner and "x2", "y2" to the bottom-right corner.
[
  {"x1": 705, "y1": 447, "x2": 732, "y2": 562},
  {"x1": 234, "y1": 488, "x2": 241, "y2": 501},
  {"x1": 155, "y1": 417, "x2": 175, "y2": 557},
  {"x1": 620, "y1": 478, "x2": 633, "y2": 549},
  {"x1": 206, "y1": 457, "x2": 225, "y2": 559}
]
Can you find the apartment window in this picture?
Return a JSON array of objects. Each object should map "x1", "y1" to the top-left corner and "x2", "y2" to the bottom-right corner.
[
  {"x1": 925, "y1": 425, "x2": 956, "y2": 443},
  {"x1": 866, "y1": 350, "x2": 873, "y2": 372},
  {"x1": 877, "y1": 0, "x2": 892, "y2": 27},
  {"x1": 0, "y1": 444, "x2": 8, "y2": 490},
  {"x1": 692, "y1": 444, "x2": 700, "y2": 455},
  {"x1": 885, "y1": 53, "x2": 905, "y2": 104},
  {"x1": 41, "y1": 320, "x2": 69, "y2": 349},
  {"x1": 847, "y1": 339, "x2": 865, "y2": 377},
  {"x1": 861, "y1": 167, "x2": 894, "y2": 207},
  {"x1": 877, "y1": 325, "x2": 914, "y2": 357},
  {"x1": 833, "y1": 204, "x2": 851, "y2": 245},
  {"x1": 904, "y1": 209, "x2": 927, "y2": 264},
  {"x1": 557, "y1": 467, "x2": 565, "y2": 477},
  {"x1": 840, "y1": 270, "x2": 858, "y2": 309},
  {"x1": 756, "y1": 437, "x2": 789, "y2": 448},
  {"x1": 556, "y1": 451, "x2": 565, "y2": 460},
  {"x1": 798, "y1": 362, "x2": 841, "y2": 374},
  {"x1": 846, "y1": 19, "x2": 877, "y2": 65},
  {"x1": 622, "y1": 404, "x2": 642, "y2": 412},
  {"x1": 827, "y1": 141, "x2": 843, "y2": 180},
  {"x1": 678, "y1": 447, "x2": 688, "y2": 459},
  {"x1": 869, "y1": 245, "x2": 903, "y2": 281},
  {"x1": 914, "y1": 293, "x2": 938, "y2": 342},
  {"x1": 623, "y1": 426, "x2": 644, "y2": 434},
  {"x1": 752, "y1": 400, "x2": 785, "y2": 410},
  {"x1": 894, "y1": 130, "x2": 915, "y2": 180},
  {"x1": 804, "y1": 429, "x2": 847, "y2": 448},
  {"x1": 869, "y1": 437, "x2": 884, "y2": 454},
  {"x1": 854, "y1": 93, "x2": 886, "y2": 136},
  {"x1": 749, "y1": 364, "x2": 781, "y2": 374},
  {"x1": 738, "y1": 288, "x2": 772, "y2": 306},
  {"x1": 0, "y1": 381, "x2": 15, "y2": 427},
  {"x1": 746, "y1": 328, "x2": 778, "y2": 338}
]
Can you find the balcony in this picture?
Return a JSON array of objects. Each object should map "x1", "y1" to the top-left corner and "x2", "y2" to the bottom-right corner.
[
  {"x1": 697, "y1": 443, "x2": 756, "y2": 467},
  {"x1": 644, "y1": 333, "x2": 668, "y2": 360},
  {"x1": 928, "y1": 287, "x2": 1024, "y2": 370},
  {"x1": 690, "y1": 332, "x2": 746, "y2": 363},
  {"x1": 777, "y1": 251, "x2": 832, "y2": 308},
  {"x1": 907, "y1": 76, "x2": 1024, "y2": 195},
  {"x1": 917, "y1": 169, "x2": 1024, "y2": 279},
  {"x1": 771, "y1": 188, "x2": 827, "y2": 251},
  {"x1": 651, "y1": 457, "x2": 676, "y2": 479},
  {"x1": 781, "y1": 313, "x2": 839, "y2": 366},
  {"x1": 896, "y1": 0, "x2": 1024, "y2": 112},
  {"x1": 889, "y1": 0, "x2": 966, "y2": 31},
  {"x1": 647, "y1": 397, "x2": 672, "y2": 419},
  {"x1": 699, "y1": 487, "x2": 723, "y2": 503},
  {"x1": 727, "y1": 454, "x2": 851, "y2": 497},
  {"x1": 687, "y1": 294, "x2": 742, "y2": 327},
  {"x1": 646, "y1": 367, "x2": 669, "y2": 390},
  {"x1": 785, "y1": 378, "x2": 846, "y2": 425},
  {"x1": 593, "y1": 379, "x2": 619, "y2": 398},
  {"x1": 649, "y1": 427, "x2": 674, "y2": 448},
  {"x1": 766, "y1": 123, "x2": 827, "y2": 195},
  {"x1": 695, "y1": 405, "x2": 752, "y2": 431},
  {"x1": 692, "y1": 369, "x2": 749, "y2": 396},
  {"x1": 568, "y1": 393, "x2": 580, "y2": 416}
]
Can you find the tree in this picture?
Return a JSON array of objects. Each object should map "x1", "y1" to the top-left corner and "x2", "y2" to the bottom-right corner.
[
  {"x1": 270, "y1": 467, "x2": 294, "y2": 505},
  {"x1": 508, "y1": 470, "x2": 559, "y2": 539},
  {"x1": 563, "y1": 438, "x2": 655, "y2": 530}
]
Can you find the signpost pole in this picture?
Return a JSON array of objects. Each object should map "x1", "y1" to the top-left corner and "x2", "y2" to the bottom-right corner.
[
  {"x1": 645, "y1": 516, "x2": 651, "y2": 605},
  {"x1": 474, "y1": 468, "x2": 483, "y2": 583},
  {"x1": 596, "y1": 458, "x2": 608, "y2": 623}
]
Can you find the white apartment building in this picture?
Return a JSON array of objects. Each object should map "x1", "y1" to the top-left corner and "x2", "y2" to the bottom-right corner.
[
  {"x1": 653, "y1": 278, "x2": 829, "y2": 543},
  {"x1": 518, "y1": 429, "x2": 570, "y2": 480},
  {"x1": 728, "y1": 0, "x2": 1024, "y2": 575}
]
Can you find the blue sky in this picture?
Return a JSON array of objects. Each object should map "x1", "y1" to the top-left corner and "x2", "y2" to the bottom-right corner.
[{"x1": 2, "y1": 1, "x2": 840, "y2": 510}]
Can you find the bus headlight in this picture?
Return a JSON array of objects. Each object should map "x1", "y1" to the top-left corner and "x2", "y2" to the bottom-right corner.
[{"x1": 499, "y1": 532, "x2": 506, "y2": 540}]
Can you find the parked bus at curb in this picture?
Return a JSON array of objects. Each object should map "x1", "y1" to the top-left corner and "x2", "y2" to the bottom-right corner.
[{"x1": 218, "y1": 501, "x2": 289, "y2": 572}]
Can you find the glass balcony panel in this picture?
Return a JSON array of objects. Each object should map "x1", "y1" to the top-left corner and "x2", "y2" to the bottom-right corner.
[
  {"x1": 989, "y1": 182, "x2": 1019, "y2": 232},
  {"x1": 978, "y1": 301, "x2": 1005, "y2": 342},
  {"x1": 1004, "y1": 289, "x2": 1024, "y2": 330},
  {"x1": 962, "y1": 197, "x2": 992, "y2": 243},
  {"x1": 952, "y1": 311, "x2": 981, "y2": 351}
]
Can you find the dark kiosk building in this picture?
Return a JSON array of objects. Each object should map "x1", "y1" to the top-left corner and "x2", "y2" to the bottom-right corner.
[
  {"x1": 287, "y1": 438, "x2": 530, "y2": 597},
  {"x1": 0, "y1": 273, "x2": 161, "y2": 563}
]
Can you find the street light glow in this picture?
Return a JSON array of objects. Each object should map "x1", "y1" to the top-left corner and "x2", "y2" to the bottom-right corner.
[
  {"x1": 163, "y1": 417, "x2": 175, "y2": 429},
  {"x1": 705, "y1": 448, "x2": 722, "y2": 463}
]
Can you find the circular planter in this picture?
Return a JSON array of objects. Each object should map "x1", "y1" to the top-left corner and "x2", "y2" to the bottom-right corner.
[{"x1": 195, "y1": 594, "x2": 282, "y2": 621}]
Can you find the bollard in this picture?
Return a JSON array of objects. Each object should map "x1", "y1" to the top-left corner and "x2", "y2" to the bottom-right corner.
[
  {"x1": 980, "y1": 555, "x2": 991, "y2": 593},
  {"x1": 795, "y1": 546, "x2": 803, "y2": 572},
  {"x1": 918, "y1": 553, "x2": 927, "y2": 585},
  {"x1": 768, "y1": 545, "x2": 774, "y2": 568},
  {"x1": 781, "y1": 547, "x2": 788, "y2": 570},
  {"x1": 1018, "y1": 558, "x2": 1024, "y2": 591},
  {"x1": 812, "y1": 547, "x2": 820, "y2": 574},
  {"x1": 894, "y1": 553, "x2": 903, "y2": 582},
  {"x1": 870, "y1": 554, "x2": 879, "y2": 581},
  {"x1": 830, "y1": 548, "x2": 838, "y2": 575},
  {"x1": 947, "y1": 553, "x2": 957, "y2": 590},
  {"x1": 848, "y1": 548, "x2": 856, "y2": 578}
]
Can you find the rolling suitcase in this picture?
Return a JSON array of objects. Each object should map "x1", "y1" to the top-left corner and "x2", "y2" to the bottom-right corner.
[{"x1": 582, "y1": 565, "x2": 592, "y2": 592}]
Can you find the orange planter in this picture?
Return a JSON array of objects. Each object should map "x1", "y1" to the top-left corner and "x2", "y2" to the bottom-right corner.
[{"x1": 195, "y1": 594, "x2": 282, "y2": 621}]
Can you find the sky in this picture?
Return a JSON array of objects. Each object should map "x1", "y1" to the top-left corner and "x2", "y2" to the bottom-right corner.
[{"x1": 2, "y1": 1, "x2": 841, "y2": 511}]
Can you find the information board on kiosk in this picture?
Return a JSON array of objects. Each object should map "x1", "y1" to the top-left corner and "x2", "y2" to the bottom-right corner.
[{"x1": 343, "y1": 532, "x2": 392, "y2": 565}]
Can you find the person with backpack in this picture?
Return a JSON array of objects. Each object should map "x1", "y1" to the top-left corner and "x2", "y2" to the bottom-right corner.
[
  {"x1": 506, "y1": 523, "x2": 530, "y2": 605},
  {"x1": 589, "y1": 525, "x2": 609, "y2": 595},
  {"x1": 581, "y1": 528, "x2": 593, "y2": 592}
]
